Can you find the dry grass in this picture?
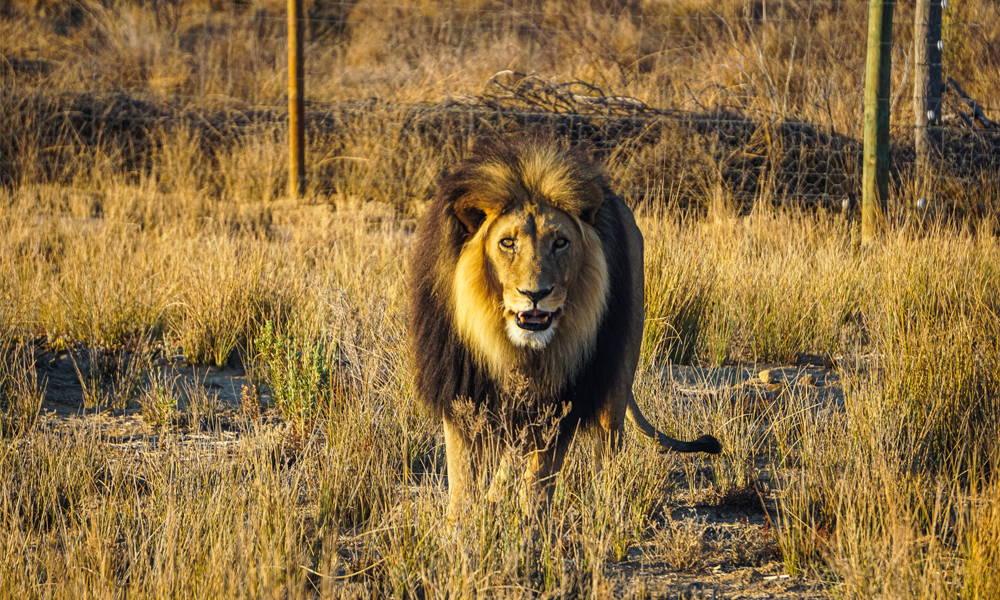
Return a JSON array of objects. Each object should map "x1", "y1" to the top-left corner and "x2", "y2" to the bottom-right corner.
[
  {"x1": 3, "y1": 177, "x2": 1000, "y2": 597},
  {"x1": 3, "y1": 0, "x2": 1000, "y2": 598}
]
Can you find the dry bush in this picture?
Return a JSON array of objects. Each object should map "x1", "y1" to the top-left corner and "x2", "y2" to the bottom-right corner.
[{"x1": 652, "y1": 517, "x2": 709, "y2": 573}]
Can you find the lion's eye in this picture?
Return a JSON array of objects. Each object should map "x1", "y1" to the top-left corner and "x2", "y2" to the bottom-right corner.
[
  {"x1": 500, "y1": 238, "x2": 516, "y2": 249},
  {"x1": 553, "y1": 238, "x2": 569, "y2": 250}
]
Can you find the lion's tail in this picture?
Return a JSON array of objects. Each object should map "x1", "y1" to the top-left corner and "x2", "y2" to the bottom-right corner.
[{"x1": 626, "y1": 395, "x2": 722, "y2": 454}]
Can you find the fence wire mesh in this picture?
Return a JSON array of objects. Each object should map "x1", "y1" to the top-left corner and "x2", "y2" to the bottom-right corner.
[{"x1": 2, "y1": 0, "x2": 999, "y2": 216}]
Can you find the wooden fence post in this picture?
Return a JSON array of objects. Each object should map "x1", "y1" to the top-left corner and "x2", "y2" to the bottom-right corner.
[
  {"x1": 288, "y1": 0, "x2": 306, "y2": 198},
  {"x1": 914, "y1": 0, "x2": 943, "y2": 177},
  {"x1": 862, "y1": 0, "x2": 895, "y2": 243}
]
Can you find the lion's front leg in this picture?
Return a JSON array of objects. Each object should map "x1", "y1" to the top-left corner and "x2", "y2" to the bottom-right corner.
[
  {"x1": 442, "y1": 418, "x2": 477, "y2": 521},
  {"x1": 594, "y1": 424, "x2": 625, "y2": 472},
  {"x1": 521, "y1": 443, "x2": 568, "y2": 511}
]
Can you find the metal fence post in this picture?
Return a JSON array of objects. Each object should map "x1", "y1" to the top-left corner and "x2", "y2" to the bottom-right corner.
[
  {"x1": 862, "y1": 0, "x2": 894, "y2": 243},
  {"x1": 288, "y1": 0, "x2": 306, "y2": 199}
]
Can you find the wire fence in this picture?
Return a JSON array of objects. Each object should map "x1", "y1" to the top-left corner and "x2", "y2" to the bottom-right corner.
[{"x1": 2, "y1": 0, "x2": 999, "y2": 215}]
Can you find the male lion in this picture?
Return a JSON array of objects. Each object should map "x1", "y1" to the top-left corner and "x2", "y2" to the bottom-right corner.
[{"x1": 410, "y1": 138, "x2": 720, "y2": 517}]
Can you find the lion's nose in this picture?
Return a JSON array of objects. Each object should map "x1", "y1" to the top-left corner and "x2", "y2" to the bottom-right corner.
[{"x1": 518, "y1": 288, "x2": 553, "y2": 304}]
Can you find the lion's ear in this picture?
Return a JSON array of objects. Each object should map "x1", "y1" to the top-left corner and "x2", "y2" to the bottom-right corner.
[
  {"x1": 578, "y1": 183, "x2": 605, "y2": 225},
  {"x1": 453, "y1": 195, "x2": 498, "y2": 235},
  {"x1": 454, "y1": 205, "x2": 487, "y2": 234}
]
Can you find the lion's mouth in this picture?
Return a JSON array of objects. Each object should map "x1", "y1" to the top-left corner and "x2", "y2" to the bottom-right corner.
[{"x1": 515, "y1": 308, "x2": 559, "y2": 331}]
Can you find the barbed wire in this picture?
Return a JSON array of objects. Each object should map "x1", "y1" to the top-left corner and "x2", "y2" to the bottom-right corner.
[{"x1": 4, "y1": 71, "x2": 997, "y2": 211}]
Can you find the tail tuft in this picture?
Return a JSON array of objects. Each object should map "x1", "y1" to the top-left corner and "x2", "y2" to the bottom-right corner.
[
  {"x1": 693, "y1": 434, "x2": 722, "y2": 455},
  {"x1": 655, "y1": 432, "x2": 723, "y2": 454}
]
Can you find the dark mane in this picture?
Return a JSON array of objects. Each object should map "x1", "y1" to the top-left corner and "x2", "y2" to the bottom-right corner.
[{"x1": 409, "y1": 139, "x2": 635, "y2": 443}]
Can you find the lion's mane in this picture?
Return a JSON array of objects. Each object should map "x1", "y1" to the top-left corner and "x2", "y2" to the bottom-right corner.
[{"x1": 410, "y1": 139, "x2": 637, "y2": 441}]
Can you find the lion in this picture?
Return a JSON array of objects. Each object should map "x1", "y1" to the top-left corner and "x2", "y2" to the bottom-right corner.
[{"x1": 410, "y1": 138, "x2": 721, "y2": 517}]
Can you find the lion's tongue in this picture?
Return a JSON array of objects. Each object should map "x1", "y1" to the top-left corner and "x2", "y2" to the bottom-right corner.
[{"x1": 518, "y1": 309, "x2": 551, "y2": 325}]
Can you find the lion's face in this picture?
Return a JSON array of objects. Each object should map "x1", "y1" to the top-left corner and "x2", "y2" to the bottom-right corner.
[
  {"x1": 448, "y1": 146, "x2": 611, "y2": 383},
  {"x1": 482, "y1": 204, "x2": 583, "y2": 349}
]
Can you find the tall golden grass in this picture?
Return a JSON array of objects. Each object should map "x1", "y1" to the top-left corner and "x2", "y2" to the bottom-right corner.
[{"x1": 3, "y1": 176, "x2": 1000, "y2": 597}]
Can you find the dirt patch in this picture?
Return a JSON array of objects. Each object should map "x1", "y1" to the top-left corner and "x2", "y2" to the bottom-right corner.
[{"x1": 38, "y1": 350, "x2": 249, "y2": 417}]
